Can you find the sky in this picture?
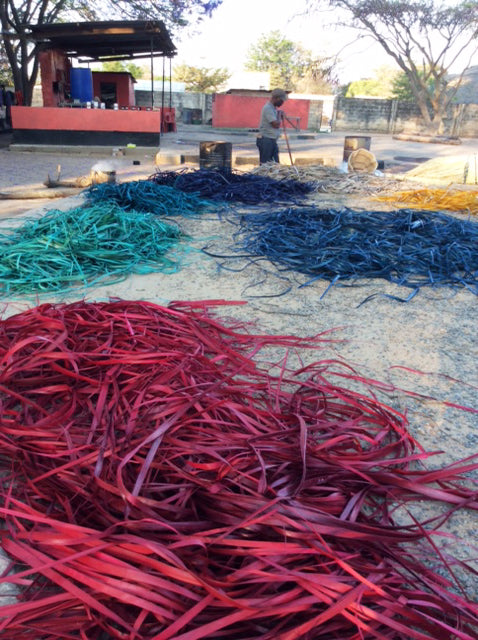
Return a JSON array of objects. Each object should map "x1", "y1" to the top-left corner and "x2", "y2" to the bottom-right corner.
[{"x1": 170, "y1": 0, "x2": 390, "y2": 84}]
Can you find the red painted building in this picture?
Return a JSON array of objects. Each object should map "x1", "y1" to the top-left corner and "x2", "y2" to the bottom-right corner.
[
  {"x1": 11, "y1": 20, "x2": 177, "y2": 147},
  {"x1": 212, "y1": 93, "x2": 310, "y2": 130},
  {"x1": 92, "y1": 71, "x2": 135, "y2": 109}
]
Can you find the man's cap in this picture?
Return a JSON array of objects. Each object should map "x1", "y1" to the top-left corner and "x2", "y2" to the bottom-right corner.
[{"x1": 271, "y1": 89, "x2": 287, "y2": 99}]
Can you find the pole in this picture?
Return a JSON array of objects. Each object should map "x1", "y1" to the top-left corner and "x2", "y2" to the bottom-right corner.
[
  {"x1": 150, "y1": 38, "x2": 154, "y2": 109},
  {"x1": 161, "y1": 57, "x2": 165, "y2": 120},
  {"x1": 281, "y1": 114, "x2": 295, "y2": 168},
  {"x1": 169, "y1": 58, "x2": 172, "y2": 110}
]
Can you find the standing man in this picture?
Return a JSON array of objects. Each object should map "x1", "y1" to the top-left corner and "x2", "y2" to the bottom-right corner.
[{"x1": 256, "y1": 88, "x2": 287, "y2": 164}]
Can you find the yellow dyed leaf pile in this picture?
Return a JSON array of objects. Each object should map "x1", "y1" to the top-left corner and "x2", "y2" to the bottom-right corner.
[{"x1": 375, "y1": 188, "x2": 478, "y2": 215}]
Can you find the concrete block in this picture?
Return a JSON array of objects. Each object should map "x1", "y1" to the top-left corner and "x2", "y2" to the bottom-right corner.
[
  {"x1": 9, "y1": 144, "x2": 113, "y2": 155},
  {"x1": 182, "y1": 154, "x2": 200, "y2": 164},
  {"x1": 295, "y1": 134, "x2": 317, "y2": 140},
  {"x1": 293, "y1": 157, "x2": 336, "y2": 167},
  {"x1": 234, "y1": 156, "x2": 259, "y2": 166},
  {"x1": 154, "y1": 153, "x2": 185, "y2": 166}
]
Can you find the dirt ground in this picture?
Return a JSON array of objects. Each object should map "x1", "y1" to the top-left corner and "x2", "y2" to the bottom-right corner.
[{"x1": 0, "y1": 128, "x2": 477, "y2": 599}]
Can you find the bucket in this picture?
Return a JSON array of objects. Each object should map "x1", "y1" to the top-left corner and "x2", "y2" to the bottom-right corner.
[
  {"x1": 70, "y1": 68, "x2": 93, "y2": 103},
  {"x1": 199, "y1": 141, "x2": 232, "y2": 171},
  {"x1": 343, "y1": 136, "x2": 372, "y2": 162}
]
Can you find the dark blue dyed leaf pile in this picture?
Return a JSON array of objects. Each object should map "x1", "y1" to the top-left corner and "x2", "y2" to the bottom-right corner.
[
  {"x1": 149, "y1": 168, "x2": 314, "y2": 204},
  {"x1": 85, "y1": 181, "x2": 212, "y2": 217},
  {"x1": 234, "y1": 207, "x2": 478, "y2": 294}
]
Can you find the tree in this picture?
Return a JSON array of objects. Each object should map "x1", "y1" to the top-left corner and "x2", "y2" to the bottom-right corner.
[
  {"x1": 66, "y1": 0, "x2": 221, "y2": 29},
  {"x1": 245, "y1": 31, "x2": 298, "y2": 90},
  {"x1": 245, "y1": 30, "x2": 336, "y2": 93},
  {"x1": 306, "y1": 0, "x2": 478, "y2": 134},
  {"x1": 345, "y1": 65, "x2": 399, "y2": 98},
  {"x1": 101, "y1": 60, "x2": 144, "y2": 79},
  {"x1": 0, "y1": 40, "x2": 12, "y2": 86},
  {"x1": 0, "y1": 0, "x2": 222, "y2": 105},
  {"x1": 172, "y1": 64, "x2": 230, "y2": 92},
  {"x1": 391, "y1": 67, "x2": 436, "y2": 102},
  {"x1": 291, "y1": 44, "x2": 338, "y2": 94}
]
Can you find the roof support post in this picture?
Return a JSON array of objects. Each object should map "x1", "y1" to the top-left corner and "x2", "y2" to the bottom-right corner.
[{"x1": 150, "y1": 37, "x2": 154, "y2": 109}]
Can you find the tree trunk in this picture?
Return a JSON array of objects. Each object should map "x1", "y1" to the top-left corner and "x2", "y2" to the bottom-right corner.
[{"x1": 413, "y1": 94, "x2": 444, "y2": 136}]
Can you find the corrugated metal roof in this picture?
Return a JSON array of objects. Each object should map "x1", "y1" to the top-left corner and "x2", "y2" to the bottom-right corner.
[{"x1": 28, "y1": 20, "x2": 176, "y2": 63}]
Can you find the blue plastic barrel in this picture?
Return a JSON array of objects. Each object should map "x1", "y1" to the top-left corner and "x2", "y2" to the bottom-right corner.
[{"x1": 70, "y1": 68, "x2": 93, "y2": 103}]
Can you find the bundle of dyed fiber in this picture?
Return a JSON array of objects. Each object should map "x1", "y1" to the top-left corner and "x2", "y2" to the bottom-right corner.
[
  {"x1": 1, "y1": 299, "x2": 478, "y2": 639},
  {"x1": 252, "y1": 162, "x2": 412, "y2": 194},
  {"x1": 150, "y1": 167, "x2": 314, "y2": 204},
  {"x1": 0, "y1": 203, "x2": 183, "y2": 296},
  {"x1": 234, "y1": 207, "x2": 478, "y2": 295},
  {"x1": 85, "y1": 180, "x2": 213, "y2": 216},
  {"x1": 375, "y1": 187, "x2": 478, "y2": 215}
]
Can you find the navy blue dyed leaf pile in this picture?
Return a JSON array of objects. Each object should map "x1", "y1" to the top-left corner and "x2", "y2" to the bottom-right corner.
[
  {"x1": 234, "y1": 207, "x2": 478, "y2": 294},
  {"x1": 150, "y1": 168, "x2": 314, "y2": 204}
]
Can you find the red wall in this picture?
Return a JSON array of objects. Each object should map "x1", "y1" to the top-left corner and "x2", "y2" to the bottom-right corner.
[
  {"x1": 92, "y1": 72, "x2": 135, "y2": 107},
  {"x1": 212, "y1": 94, "x2": 310, "y2": 130},
  {"x1": 38, "y1": 49, "x2": 72, "y2": 107},
  {"x1": 11, "y1": 106, "x2": 168, "y2": 133}
]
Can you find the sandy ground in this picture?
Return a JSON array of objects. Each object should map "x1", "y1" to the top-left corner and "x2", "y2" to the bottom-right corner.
[{"x1": 0, "y1": 132, "x2": 477, "y2": 602}]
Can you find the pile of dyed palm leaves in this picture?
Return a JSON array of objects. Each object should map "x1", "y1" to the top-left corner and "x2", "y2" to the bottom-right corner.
[
  {"x1": 0, "y1": 203, "x2": 184, "y2": 296},
  {"x1": 375, "y1": 187, "x2": 478, "y2": 215},
  {"x1": 234, "y1": 207, "x2": 478, "y2": 295},
  {"x1": 1, "y1": 299, "x2": 477, "y2": 639},
  {"x1": 149, "y1": 167, "x2": 314, "y2": 204},
  {"x1": 252, "y1": 162, "x2": 411, "y2": 195},
  {"x1": 85, "y1": 180, "x2": 213, "y2": 216}
]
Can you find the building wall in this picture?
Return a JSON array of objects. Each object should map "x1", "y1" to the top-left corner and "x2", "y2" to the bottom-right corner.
[
  {"x1": 211, "y1": 94, "x2": 310, "y2": 130},
  {"x1": 135, "y1": 90, "x2": 213, "y2": 124},
  {"x1": 333, "y1": 97, "x2": 477, "y2": 137},
  {"x1": 334, "y1": 98, "x2": 399, "y2": 132},
  {"x1": 38, "y1": 49, "x2": 71, "y2": 107},
  {"x1": 12, "y1": 106, "x2": 162, "y2": 132},
  {"x1": 135, "y1": 89, "x2": 478, "y2": 137},
  {"x1": 11, "y1": 105, "x2": 170, "y2": 146},
  {"x1": 92, "y1": 72, "x2": 135, "y2": 107},
  {"x1": 136, "y1": 91, "x2": 311, "y2": 130},
  {"x1": 455, "y1": 104, "x2": 478, "y2": 137},
  {"x1": 307, "y1": 100, "x2": 324, "y2": 130}
]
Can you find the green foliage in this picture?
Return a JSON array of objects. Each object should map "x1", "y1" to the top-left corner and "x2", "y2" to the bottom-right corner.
[
  {"x1": 391, "y1": 69, "x2": 436, "y2": 102},
  {"x1": 172, "y1": 64, "x2": 230, "y2": 92},
  {"x1": 245, "y1": 31, "x2": 298, "y2": 89},
  {"x1": 101, "y1": 61, "x2": 144, "y2": 79},
  {"x1": 0, "y1": 42, "x2": 13, "y2": 86},
  {"x1": 65, "y1": 0, "x2": 222, "y2": 32},
  {"x1": 0, "y1": 1, "x2": 223, "y2": 104},
  {"x1": 345, "y1": 66, "x2": 399, "y2": 98},
  {"x1": 308, "y1": 0, "x2": 478, "y2": 132},
  {"x1": 245, "y1": 30, "x2": 336, "y2": 93}
]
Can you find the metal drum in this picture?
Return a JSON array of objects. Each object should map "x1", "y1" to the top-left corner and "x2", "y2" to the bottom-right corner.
[
  {"x1": 199, "y1": 141, "x2": 232, "y2": 171},
  {"x1": 343, "y1": 136, "x2": 372, "y2": 162}
]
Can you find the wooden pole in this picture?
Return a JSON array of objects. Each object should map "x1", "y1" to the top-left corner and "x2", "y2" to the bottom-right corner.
[{"x1": 281, "y1": 115, "x2": 295, "y2": 167}]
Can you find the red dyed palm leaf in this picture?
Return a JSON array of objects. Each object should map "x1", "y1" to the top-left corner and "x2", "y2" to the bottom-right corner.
[{"x1": 0, "y1": 299, "x2": 477, "y2": 639}]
